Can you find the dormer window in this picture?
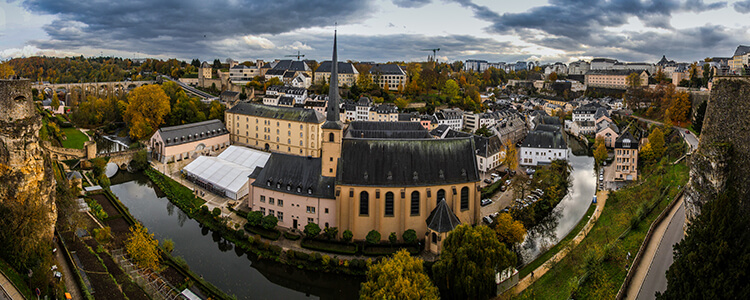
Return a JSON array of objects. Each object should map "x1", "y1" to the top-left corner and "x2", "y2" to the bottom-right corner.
[
  {"x1": 286, "y1": 184, "x2": 291, "y2": 191},
  {"x1": 297, "y1": 186, "x2": 302, "y2": 193},
  {"x1": 276, "y1": 182, "x2": 281, "y2": 188},
  {"x1": 308, "y1": 188, "x2": 313, "y2": 195},
  {"x1": 267, "y1": 180, "x2": 271, "y2": 186}
]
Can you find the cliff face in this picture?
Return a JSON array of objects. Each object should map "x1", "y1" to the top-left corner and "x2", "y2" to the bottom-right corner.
[
  {"x1": 0, "y1": 79, "x2": 56, "y2": 241},
  {"x1": 685, "y1": 78, "x2": 750, "y2": 220}
]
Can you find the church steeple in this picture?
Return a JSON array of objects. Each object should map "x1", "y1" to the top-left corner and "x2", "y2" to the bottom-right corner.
[{"x1": 323, "y1": 30, "x2": 343, "y2": 129}]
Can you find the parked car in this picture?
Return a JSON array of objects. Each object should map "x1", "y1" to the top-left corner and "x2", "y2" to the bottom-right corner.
[
  {"x1": 500, "y1": 185, "x2": 507, "y2": 192},
  {"x1": 600, "y1": 168, "x2": 604, "y2": 175},
  {"x1": 483, "y1": 216, "x2": 494, "y2": 224},
  {"x1": 481, "y1": 198, "x2": 493, "y2": 207},
  {"x1": 599, "y1": 174, "x2": 604, "y2": 181},
  {"x1": 505, "y1": 179, "x2": 512, "y2": 186},
  {"x1": 484, "y1": 179, "x2": 492, "y2": 184}
]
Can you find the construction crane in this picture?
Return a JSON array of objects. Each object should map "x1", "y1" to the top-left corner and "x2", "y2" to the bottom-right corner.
[
  {"x1": 285, "y1": 51, "x2": 306, "y2": 61},
  {"x1": 420, "y1": 48, "x2": 440, "y2": 62}
]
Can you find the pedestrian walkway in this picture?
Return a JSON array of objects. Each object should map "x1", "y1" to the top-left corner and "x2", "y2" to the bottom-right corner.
[
  {"x1": 504, "y1": 190, "x2": 608, "y2": 296},
  {"x1": 54, "y1": 238, "x2": 83, "y2": 300},
  {"x1": 624, "y1": 196, "x2": 685, "y2": 300},
  {"x1": 0, "y1": 269, "x2": 24, "y2": 300}
]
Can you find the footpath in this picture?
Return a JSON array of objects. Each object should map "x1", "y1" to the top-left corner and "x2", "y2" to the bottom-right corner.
[
  {"x1": 0, "y1": 270, "x2": 24, "y2": 300},
  {"x1": 502, "y1": 190, "x2": 608, "y2": 297}
]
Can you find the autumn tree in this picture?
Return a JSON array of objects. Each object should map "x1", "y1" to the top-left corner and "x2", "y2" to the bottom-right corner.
[
  {"x1": 594, "y1": 136, "x2": 608, "y2": 165},
  {"x1": 125, "y1": 223, "x2": 160, "y2": 270},
  {"x1": 654, "y1": 69, "x2": 668, "y2": 83},
  {"x1": 442, "y1": 79, "x2": 460, "y2": 99},
  {"x1": 666, "y1": 90, "x2": 691, "y2": 125},
  {"x1": 432, "y1": 225, "x2": 516, "y2": 300},
  {"x1": 123, "y1": 84, "x2": 171, "y2": 140},
  {"x1": 0, "y1": 62, "x2": 15, "y2": 79},
  {"x1": 626, "y1": 72, "x2": 642, "y2": 88},
  {"x1": 547, "y1": 72, "x2": 558, "y2": 82},
  {"x1": 51, "y1": 92, "x2": 61, "y2": 111},
  {"x1": 361, "y1": 249, "x2": 439, "y2": 300},
  {"x1": 648, "y1": 128, "x2": 665, "y2": 158},
  {"x1": 394, "y1": 97, "x2": 410, "y2": 110},
  {"x1": 493, "y1": 213, "x2": 526, "y2": 246},
  {"x1": 503, "y1": 139, "x2": 519, "y2": 171},
  {"x1": 208, "y1": 100, "x2": 226, "y2": 121}
]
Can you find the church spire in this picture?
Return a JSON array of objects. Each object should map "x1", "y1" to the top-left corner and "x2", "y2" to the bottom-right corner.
[{"x1": 323, "y1": 29, "x2": 343, "y2": 129}]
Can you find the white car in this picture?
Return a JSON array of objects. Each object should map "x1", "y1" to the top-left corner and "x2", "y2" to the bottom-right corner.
[{"x1": 599, "y1": 174, "x2": 604, "y2": 181}]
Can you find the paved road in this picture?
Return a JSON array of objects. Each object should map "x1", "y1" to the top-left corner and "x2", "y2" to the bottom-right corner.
[
  {"x1": 635, "y1": 201, "x2": 685, "y2": 300},
  {"x1": 0, "y1": 270, "x2": 24, "y2": 300},
  {"x1": 55, "y1": 238, "x2": 83, "y2": 300},
  {"x1": 630, "y1": 116, "x2": 699, "y2": 151}
]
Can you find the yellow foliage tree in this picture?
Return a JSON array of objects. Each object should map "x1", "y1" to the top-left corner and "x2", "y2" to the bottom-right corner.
[
  {"x1": 123, "y1": 84, "x2": 170, "y2": 140},
  {"x1": 626, "y1": 72, "x2": 642, "y2": 88},
  {"x1": 0, "y1": 62, "x2": 15, "y2": 79},
  {"x1": 503, "y1": 139, "x2": 519, "y2": 171},
  {"x1": 394, "y1": 97, "x2": 410, "y2": 110},
  {"x1": 125, "y1": 223, "x2": 160, "y2": 270},
  {"x1": 360, "y1": 249, "x2": 439, "y2": 300},
  {"x1": 594, "y1": 136, "x2": 608, "y2": 165},
  {"x1": 494, "y1": 213, "x2": 527, "y2": 245},
  {"x1": 648, "y1": 128, "x2": 665, "y2": 158}
]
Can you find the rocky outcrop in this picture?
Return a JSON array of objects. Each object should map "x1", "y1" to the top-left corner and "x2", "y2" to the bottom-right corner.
[
  {"x1": 685, "y1": 77, "x2": 750, "y2": 220},
  {"x1": 0, "y1": 79, "x2": 56, "y2": 240}
]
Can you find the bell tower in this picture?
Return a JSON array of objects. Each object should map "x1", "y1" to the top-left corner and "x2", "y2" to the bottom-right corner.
[{"x1": 321, "y1": 30, "x2": 343, "y2": 177}]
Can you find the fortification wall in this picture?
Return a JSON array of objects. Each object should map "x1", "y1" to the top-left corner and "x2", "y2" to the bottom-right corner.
[{"x1": 685, "y1": 77, "x2": 750, "y2": 220}]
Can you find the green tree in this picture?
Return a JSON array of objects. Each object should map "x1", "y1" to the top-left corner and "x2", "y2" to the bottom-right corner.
[
  {"x1": 130, "y1": 149, "x2": 149, "y2": 171},
  {"x1": 394, "y1": 97, "x2": 410, "y2": 110},
  {"x1": 493, "y1": 213, "x2": 526, "y2": 246},
  {"x1": 262, "y1": 214, "x2": 278, "y2": 230},
  {"x1": 123, "y1": 84, "x2": 171, "y2": 140},
  {"x1": 693, "y1": 101, "x2": 707, "y2": 134},
  {"x1": 0, "y1": 62, "x2": 15, "y2": 79},
  {"x1": 594, "y1": 136, "x2": 608, "y2": 165},
  {"x1": 366, "y1": 230, "x2": 381, "y2": 245},
  {"x1": 323, "y1": 226, "x2": 339, "y2": 240},
  {"x1": 212, "y1": 59, "x2": 222, "y2": 70},
  {"x1": 658, "y1": 189, "x2": 750, "y2": 299},
  {"x1": 432, "y1": 224, "x2": 516, "y2": 300},
  {"x1": 475, "y1": 125, "x2": 493, "y2": 137},
  {"x1": 162, "y1": 239, "x2": 175, "y2": 254},
  {"x1": 626, "y1": 72, "x2": 642, "y2": 88},
  {"x1": 402, "y1": 229, "x2": 417, "y2": 244},
  {"x1": 342, "y1": 229, "x2": 353, "y2": 242},
  {"x1": 648, "y1": 128, "x2": 666, "y2": 158},
  {"x1": 208, "y1": 100, "x2": 226, "y2": 121},
  {"x1": 125, "y1": 223, "x2": 160, "y2": 270},
  {"x1": 304, "y1": 222, "x2": 321, "y2": 238},
  {"x1": 247, "y1": 211, "x2": 262, "y2": 227},
  {"x1": 51, "y1": 92, "x2": 61, "y2": 111},
  {"x1": 360, "y1": 249, "x2": 440, "y2": 300},
  {"x1": 389, "y1": 232, "x2": 398, "y2": 245},
  {"x1": 443, "y1": 79, "x2": 460, "y2": 99}
]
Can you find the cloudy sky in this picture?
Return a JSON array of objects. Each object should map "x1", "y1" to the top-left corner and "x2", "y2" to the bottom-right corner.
[{"x1": 1, "y1": 0, "x2": 749, "y2": 64}]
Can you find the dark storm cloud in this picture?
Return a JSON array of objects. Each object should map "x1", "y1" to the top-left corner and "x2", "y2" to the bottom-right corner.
[
  {"x1": 392, "y1": 0, "x2": 432, "y2": 8},
  {"x1": 734, "y1": 0, "x2": 750, "y2": 13},
  {"x1": 20, "y1": 0, "x2": 372, "y2": 54},
  {"x1": 449, "y1": 0, "x2": 738, "y2": 61}
]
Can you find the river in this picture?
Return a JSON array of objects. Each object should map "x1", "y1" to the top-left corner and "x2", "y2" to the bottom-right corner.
[
  {"x1": 517, "y1": 153, "x2": 597, "y2": 264},
  {"x1": 109, "y1": 171, "x2": 363, "y2": 300}
]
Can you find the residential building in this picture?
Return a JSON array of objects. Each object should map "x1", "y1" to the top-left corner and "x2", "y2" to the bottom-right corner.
[
  {"x1": 291, "y1": 73, "x2": 312, "y2": 89},
  {"x1": 585, "y1": 70, "x2": 649, "y2": 89},
  {"x1": 570, "y1": 120, "x2": 596, "y2": 136},
  {"x1": 573, "y1": 103, "x2": 602, "y2": 122},
  {"x1": 369, "y1": 104, "x2": 398, "y2": 122},
  {"x1": 544, "y1": 62, "x2": 568, "y2": 75},
  {"x1": 514, "y1": 61, "x2": 528, "y2": 72},
  {"x1": 149, "y1": 119, "x2": 230, "y2": 163},
  {"x1": 433, "y1": 108, "x2": 464, "y2": 131},
  {"x1": 730, "y1": 45, "x2": 750, "y2": 73},
  {"x1": 464, "y1": 59, "x2": 489, "y2": 72},
  {"x1": 464, "y1": 112, "x2": 497, "y2": 133},
  {"x1": 266, "y1": 85, "x2": 307, "y2": 104},
  {"x1": 519, "y1": 125, "x2": 568, "y2": 166},
  {"x1": 568, "y1": 60, "x2": 591, "y2": 75},
  {"x1": 614, "y1": 132, "x2": 639, "y2": 181},
  {"x1": 489, "y1": 110, "x2": 527, "y2": 144},
  {"x1": 229, "y1": 64, "x2": 260, "y2": 85},
  {"x1": 219, "y1": 91, "x2": 239, "y2": 104},
  {"x1": 224, "y1": 103, "x2": 325, "y2": 157},
  {"x1": 355, "y1": 97, "x2": 373, "y2": 121},
  {"x1": 474, "y1": 135, "x2": 504, "y2": 173},
  {"x1": 342, "y1": 100, "x2": 357, "y2": 122},
  {"x1": 590, "y1": 58, "x2": 618, "y2": 70},
  {"x1": 596, "y1": 123, "x2": 620, "y2": 148},
  {"x1": 370, "y1": 64, "x2": 407, "y2": 91},
  {"x1": 315, "y1": 61, "x2": 359, "y2": 87}
]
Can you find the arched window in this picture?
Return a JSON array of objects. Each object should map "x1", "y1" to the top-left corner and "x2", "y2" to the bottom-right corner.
[
  {"x1": 385, "y1": 192, "x2": 394, "y2": 216},
  {"x1": 437, "y1": 189, "x2": 446, "y2": 204},
  {"x1": 411, "y1": 191, "x2": 420, "y2": 216},
  {"x1": 359, "y1": 191, "x2": 369, "y2": 215},
  {"x1": 461, "y1": 187, "x2": 470, "y2": 210},
  {"x1": 329, "y1": 132, "x2": 335, "y2": 142},
  {"x1": 431, "y1": 232, "x2": 438, "y2": 244}
]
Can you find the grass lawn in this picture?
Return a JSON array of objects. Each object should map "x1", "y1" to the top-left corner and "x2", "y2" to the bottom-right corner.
[
  {"x1": 518, "y1": 160, "x2": 688, "y2": 299},
  {"x1": 518, "y1": 203, "x2": 596, "y2": 279},
  {"x1": 61, "y1": 127, "x2": 89, "y2": 149}
]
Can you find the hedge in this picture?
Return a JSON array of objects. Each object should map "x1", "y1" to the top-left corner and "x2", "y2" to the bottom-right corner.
[
  {"x1": 244, "y1": 224, "x2": 281, "y2": 240},
  {"x1": 144, "y1": 168, "x2": 205, "y2": 214},
  {"x1": 283, "y1": 232, "x2": 301, "y2": 241},
  {"x1": 301, "y1": 238, "x2": 358, "y2": 255},
  {"x1": 361, "y1": 244, "x2": 421, "y2": 256}
]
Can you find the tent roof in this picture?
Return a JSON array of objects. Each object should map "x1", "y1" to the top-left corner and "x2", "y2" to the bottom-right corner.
[{"x1": 182, "y1": 146, "x2": 270, "y2": 195}]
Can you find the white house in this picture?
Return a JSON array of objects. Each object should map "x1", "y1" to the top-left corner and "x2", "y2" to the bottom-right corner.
[
  {"x1": 433, "y1": 108, "x2": 464, "y2": 131},
  {"x1": 519, "y1": 127, "x2": 568, "y2": 166},
  {"x1": 355, "y1": 97, "x2": 373, "y2": 121}
]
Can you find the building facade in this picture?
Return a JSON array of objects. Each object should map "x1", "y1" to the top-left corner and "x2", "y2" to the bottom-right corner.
[
  {"x1": 369, "y1": 64, "x2": 407, "y2": 91},
  {"x1": 315, "y1": 61, "x2": 359, "y2": 87},
  {"x1": 225, "y1": 103, "x2": 325, "y2": 157},
  {"x1": 614, "y1": 132, "x2": 639, "y2": 181},
  {"x1": 585, "y1": 70, "x2": 649, "y2": 89},
  {"x1": 149, "y1": 119, "x2": 230, "y2": 163}
]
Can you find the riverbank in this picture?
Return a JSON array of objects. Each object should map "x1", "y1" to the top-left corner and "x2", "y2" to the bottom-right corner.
[{"x1": 515, "y1": 159, "x2": 688, "y2": 299}]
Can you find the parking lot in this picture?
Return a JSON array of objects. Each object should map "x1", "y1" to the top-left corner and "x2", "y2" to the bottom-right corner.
[{"x1": 480, "y1": 182, "x2": 516, "y2": 218}]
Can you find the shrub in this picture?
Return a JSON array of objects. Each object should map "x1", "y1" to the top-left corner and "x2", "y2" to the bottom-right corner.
[
  {"x1": 130, "y1": 149, "x2": 149, "y2": 171},
  {"x1": 212, "y1": 207, "x2": 221, "y2": 217},
  {"x1": 342, "y1": 230, "x2": 353, "y2": 242},
  {"x1": 324, "y1": 226, "x2": 339, "y2": 240},
  {"x1": 366, "y1": 230, "x2": 381, "y2": 245},
  {"x1": 262, "y1": 215, "x2": 278, "y2": 230},
  {"x1": 200, "y1": 206, "x2": 209, "y2": 215},
  {"x1": 269, "y1": 245, "x2": 282, "y2": 256},
  {"x1": 283, "y1": 231, "x2": 301, "y2": 241},
  {"x1": 300, "y1": 238, "x2": 358, "y2": 255},
  {"x1": 296, "y1": 251, "x2": 310, "y2": 261},
  {"x1": 389, "y1": 232, "x2": 397, "y2": 245},
  {"x1": 402, "y1": 229, "x2": 417, "y2": 244},
  {"x1": 162, "y1": 239, "x2": 175, "y2": 254},
  {"x1": 247, "y1": 235, "x2": 256, "y2": 245},
  {"x1": 93, "y1": 226, "x2": 112, "y2": 243},
  {"x1": 322, "y1": 255, "x2": 331, "y2": 266},
  {"x1": 247, "y1": 211, "x2": 263, "y2": 227},
  {"x1": 304, "y1": 222, "x2": 321, "y2": 238}
]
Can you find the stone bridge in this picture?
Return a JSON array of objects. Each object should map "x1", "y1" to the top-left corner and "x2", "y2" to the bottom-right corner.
[
  {"x1": 32, "y1": 81, "x2": 156, "y2": 100},
  {"x1": 42, "y1": 141, "x2": 96, "y2": 160},
  {"x1": 102, "y1": 149, "x2": 141, "y2": 169}
]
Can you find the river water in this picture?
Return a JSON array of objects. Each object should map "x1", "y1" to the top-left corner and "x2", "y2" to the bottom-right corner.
[
  {"x1": 109, "y1": 171, "x2": 363, "y2": 300},
  {"x1": 517, "y1": 153, "x2": 596, "y2": 264}
]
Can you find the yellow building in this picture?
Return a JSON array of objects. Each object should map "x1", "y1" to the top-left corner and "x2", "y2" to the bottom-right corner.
[
  {"x1": 585, "y1": 70, "x2": 649, "y2": 89},
  {"x1": 614, "y1": 131, "x2": 638, "y2": 181},
  {"x1": 225, "y1": 103, "x2": 325, "y2": 157},
  {"x1": 315, "y1": 61, "x2": 359, "y2": 87}
]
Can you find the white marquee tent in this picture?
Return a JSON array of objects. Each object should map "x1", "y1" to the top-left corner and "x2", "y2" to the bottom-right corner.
[{"x1": 182, "y1": 146, "x2": 271, "y2": 200}]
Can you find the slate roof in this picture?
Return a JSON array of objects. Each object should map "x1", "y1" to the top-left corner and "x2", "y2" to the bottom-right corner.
[
  {"x1": 278, "y1": 96, "x2": 295, "y2": 106},
  {"x1": 227, "y1": 102, "x2": 324, "y2": 123},
  {"x1": 344, "y1": 121, "x2": 431, "y2": 139},
  {"x1": 539, "y1": 116, "x2": 562, "y2": 126},
  {"x1": 265, "y1": 69, "x2": 286, "y2": 76},
  {"x1": 267, "y1": 85, "x2": 306, "y2": 95},
  {"x1": 271, "y1": 60, "x2": 310, "y2": 72},
  {"x1": 733, "y1": 45, "x2": 750, "y2": 57},
  {"x1": 339, "y1": 138, "x2": 479, "y2": 187},
  {"x1": 474, "y1": 135, "x2": 503, "y2": 157},
  {"x1": 521, "y1": 130, "x2": 567, "y2": 149},
  {"x1": 429, "y1": 124, "x2": 451, "y2": 138},
  {"x1": 591, "y1": 58, "x2": 617, "y2": 63},
  {"x1": 316, "y1": 61, "x2": 359, "y2": 74},
  {"x1": 220, "y1": 91, "x2": 239, "y2": 98},
  {"x1": 615, "y1": 131, "x2": 639, "y2": 149},
  {"x1": 66, "y1": 171, "x2": 82, "y2": 180},
  {"x1": 535, "y1": 124, "x2": 561, "y2": 133},
  {"x1": 398, "y1": 113, "x2": 412, "y2": 122},
  {"x1": 370, "y1": 104, "x2": 398, "y2": 114},
  {"x1": 356, "y1": 97, "x2": 373, "y2": 106},
  {"x1": 594, "y1": 107, "x2": 609, "y2": 120},
  {"x1": 369, "y1": 64, "x2": 406, "y2": 75},
  {"x1": 252, "y1": 153, "x2": 335, "y2": 199},
  {"x1": 425, "y1": 199, "x2": 461, "y2": 233},
  {"x1": 157, "y1": 119, "x2": 228, "y2": 147}
]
